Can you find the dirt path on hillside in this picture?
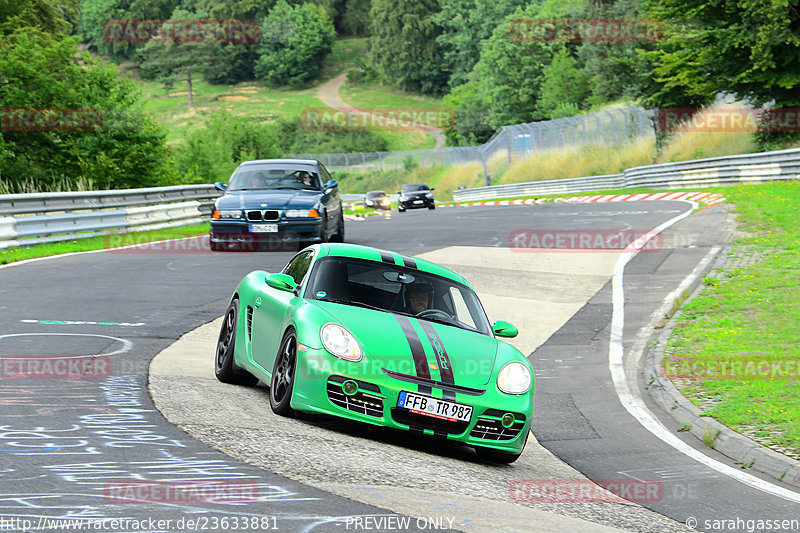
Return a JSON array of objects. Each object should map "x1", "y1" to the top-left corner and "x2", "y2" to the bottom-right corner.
[{"x1": 316, "y1": 73, "x2": 446, "y2": 149}]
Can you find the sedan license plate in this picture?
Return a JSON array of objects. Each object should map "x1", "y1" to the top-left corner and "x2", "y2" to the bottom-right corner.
[
  {"x1": 413, "y1": 200, "x2": 423, "y2": 204},
  {"x1": 397, "y1": 391, "x2": 472, "y2": 422},
  {"x1": 250, "y1": 224, "x2": 278, "y2": 233}
]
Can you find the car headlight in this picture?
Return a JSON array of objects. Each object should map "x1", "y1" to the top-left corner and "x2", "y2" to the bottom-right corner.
[
  {"x1": 381, "y1": 198, "x2": 390, "y2": 205},
  {"x1": 321, "y1": 323, "x2": 362, "y2": 362},
  {"x1": 286, "y1": 209, "x2": 320, "y2": 218},
  {"x1": 214, "y1": 209, "x2": 242, "y2": 219},
  {"x1": 426, "y1": 193, "x2": 433, "y2": 198},
  {"x1": 497, "y1": 361, "x2": 532, "y2": 394}
]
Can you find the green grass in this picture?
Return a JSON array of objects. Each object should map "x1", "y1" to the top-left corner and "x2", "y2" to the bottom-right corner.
[
  {"x1": 665, "y1": 181, "x2": 800, "y2": 457},
  {"x1": 340, "y1": 80, "x2": 443, "y2": 113},
  {"x1": 136, "y1": 78, "x2": 324, "y2": 144},
  {"x1": 320, "y1": 37, "x2": 368, "y2": 80},
  {"x1": 0, "y1": 223, "x2": 210, "y2": 265}
]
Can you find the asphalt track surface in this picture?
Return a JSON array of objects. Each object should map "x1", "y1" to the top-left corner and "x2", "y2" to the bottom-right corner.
[{"x1": 1, "y1": 202, "x2": 798, "y2": 532}]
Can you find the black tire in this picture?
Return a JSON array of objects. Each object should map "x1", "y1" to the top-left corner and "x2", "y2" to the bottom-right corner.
[
  {"x1": 269, "y1": 329, "x2": 298, "y2": 416},
  {"x1": 215, "y1": 299, "x2": 258, "y2": 386},
  {"x1": 330, "y1": 213, "x2": 345, "y2": 242},
  {"x1": 428, "y1": 204, "x2": 436, "y2": 210},
  {"x1": 475, "y1": 447, "x2": 522, "y2": 464},
  {"x1": 398, "y1": 206, "x2": 406, "y2": 212}
]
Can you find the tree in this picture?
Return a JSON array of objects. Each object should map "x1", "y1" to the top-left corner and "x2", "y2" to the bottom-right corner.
[
  {"x1": 369, "y1": 0, "x2": 447, "y2": 95},
  {"x1": 77, "y1": 0, "x2": 179, "y2": 60},
  {"x1": 138, "y1": 7, "x2": 227, "y2": 108},
  {"x1": 537, "y1": 47, "x2": 591, "y2": 118},
  {"x1": 1, "y1": 0, "x2": 76, "y2": 36},
  {"x1": 193, "y1": 0, "x2": 276, "y2": 82},
  {"x1": 254, "y1": 0, "x2": 336, "y2": 87},
  {"x1": 339, "y1": 0, "x2": 371, "y2": 36},
  {"x1": 645, "y1": 0, "x2": 800, "y2": 108},
  {"x1": 472, "y1": 2, "x2": 571, "y2": 127},
  {"x1": 0, "y1": 28, "x2": 172, "y2": 191},
  {"x1": 434, "y1": 0, "x2": 527, "y2": 89},
  {"x1": 577, "y1": 0, "x2": 656, "y2": 105},
  {"x1": 175, "y1": 110, "x2": 280, "y2": 184}
]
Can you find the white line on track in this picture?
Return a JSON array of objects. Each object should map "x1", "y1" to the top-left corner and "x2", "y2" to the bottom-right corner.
[{"x1": 608, "y1": 200, "x2": 800, "y2": 504}]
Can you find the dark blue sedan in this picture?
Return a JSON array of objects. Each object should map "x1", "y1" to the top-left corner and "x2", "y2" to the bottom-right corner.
[{"x1": 210, "y1": 159, "x2": 344, "y2": 251}]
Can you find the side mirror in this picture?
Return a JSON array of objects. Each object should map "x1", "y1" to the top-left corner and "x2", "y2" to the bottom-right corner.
[
  {"x1": 492, "y1": 320, "x2": 518, "y2": 338},
  {"x1": 430, "y1": 187, "x2": 435, "y2": 191},
  {"x1": 325, "y1": 179, "x2": 338, "y2": 191},
  {"x1": 214, "y1": 182, "x2": 227, "y2": 192},
  {"x1": 266, "y1": 273, "x2": 298, "y2": 293},
  {"x1": 396, "y1": 190, "x2": 401, "y2": 195}
]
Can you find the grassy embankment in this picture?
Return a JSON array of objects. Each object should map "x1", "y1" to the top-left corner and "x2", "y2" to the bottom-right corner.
[
  {"x1": 134, "y1": 37, "x2": 439, "y2": 151},
  {"x1": 664, "y1": 181, "x2": 800, "y2": 459}
]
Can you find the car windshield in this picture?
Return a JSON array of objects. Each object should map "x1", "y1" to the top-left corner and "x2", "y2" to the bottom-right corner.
[
  {"x1": 228, "y1": 166, "x2": 321, "y2": 191},
  {"x1": 367, "y1": 191, "x2": 385, "y2": 198},
  {"x1": 306, "y1": 257, "x2": 492, "y2": 335},
  {"x1": 402, "y1": 184, "x2": 429, "y2": 192}
]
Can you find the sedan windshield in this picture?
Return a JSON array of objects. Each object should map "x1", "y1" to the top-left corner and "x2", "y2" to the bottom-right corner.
[
  {"x1": 228, "y1": 166, "x2": 321, "y2": 191},
  {"x1": 402, "y1": 184, "x2": 429, "y2": 192},
  {"x1": 306, "y1": 257, "x2": 492, "y2": 335}
]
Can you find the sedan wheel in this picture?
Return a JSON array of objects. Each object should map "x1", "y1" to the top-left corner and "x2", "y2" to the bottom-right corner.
[
  {"x1": 269, "y1": 330, "x2": 298, "y2": 416},
  {"x1": 215, "y1": 299, "x2": 258, "y2": 386}
]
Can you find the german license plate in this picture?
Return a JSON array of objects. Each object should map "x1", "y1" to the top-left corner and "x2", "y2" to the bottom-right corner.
[
  {"x1": 250, "y1": 224, "x2": 278, "y2": 233},
  {"x1": 413, "y1": 200, "x2": 423, "y2": 204},
  {"x1": 397, "y1": 391, "x2": 472, "y2": 422}
]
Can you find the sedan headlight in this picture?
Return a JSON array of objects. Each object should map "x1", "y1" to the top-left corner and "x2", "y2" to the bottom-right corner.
[
  {"x1": 286, "y1": 209, "x2": 320, "y2": 218},
  {"x1": 497, "y1": 361, "x2": 532, "y2": 394},
  {"x1": 214, "y1": 209, "x2": 243, "y2": 219},
  {"x1": 320, "y1": 323, "x2": 362, "y2": 362}
]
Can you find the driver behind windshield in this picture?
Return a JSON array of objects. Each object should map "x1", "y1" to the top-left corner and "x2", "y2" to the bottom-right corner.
[{"x1": 406, "y1": 282, "x2": 433, "y2": 314}]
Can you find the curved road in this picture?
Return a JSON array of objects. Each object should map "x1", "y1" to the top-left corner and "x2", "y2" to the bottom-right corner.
[{"x1": 0, "y1": 202, "x2": 798, "y2": 532}]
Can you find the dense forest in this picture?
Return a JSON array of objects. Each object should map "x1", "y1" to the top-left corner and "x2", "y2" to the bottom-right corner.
[{"x1": 2, "y1": 0, "x2": 800, "y2": 191}]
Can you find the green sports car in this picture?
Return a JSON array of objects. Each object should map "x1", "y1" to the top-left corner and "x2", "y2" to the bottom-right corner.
[{"x1": 214, "y1": 243, "x2": 534, "y2": 463}]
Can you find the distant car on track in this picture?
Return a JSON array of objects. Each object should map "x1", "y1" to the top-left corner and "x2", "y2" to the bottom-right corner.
[
  {"x1": 397, "y1": 183, "x2": 435, "y2": 212},
  {"x1": 214, "y1": 243, "x2": 534, "y2": 463},
  {"x1": 364, "y1": 190, "x2": 391, "y2": 210},
  {"x1": 210, "y1": 159, "x2": 344, "y2": 251}
]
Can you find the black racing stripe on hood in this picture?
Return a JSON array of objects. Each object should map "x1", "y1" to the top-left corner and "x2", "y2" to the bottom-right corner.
[
  {"x1": 394, "y1": 314, "x2": 432, "y2": 395},
  {"x1": 400, "y1": 255, "x2": 417, "y2": 269},
  {"x1": 419, "y1": 320, "x2": 456, "y2": 401},
  {"x1": 379, "y1": 251, "x2": 395, "y2": 264}
]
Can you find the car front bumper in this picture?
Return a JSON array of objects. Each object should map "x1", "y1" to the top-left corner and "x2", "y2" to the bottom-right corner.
[
  {"x1": 291, "y1": 347, "x2": 533, "y2": 453},
  {"x1": 210, "y1": 219, "x2": 323, "y2": 249},
  {"x1": 399, "y1": 198, "x2": 434, "y2": 209}
]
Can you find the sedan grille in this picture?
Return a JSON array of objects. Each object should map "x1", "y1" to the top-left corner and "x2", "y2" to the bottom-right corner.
[
  {"x1": 246, "y1": 210, "x2": 280, "y2": 221},
  {"x1": 326, "y1": 379, "x2": 383, "y2": 418}
]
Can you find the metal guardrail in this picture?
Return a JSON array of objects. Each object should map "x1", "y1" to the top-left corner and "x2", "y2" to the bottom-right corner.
[
  {"x1": 452, "y1": 147, "x2": 800, "y2": 202},
  {"x1": 0, "y1": 185, "x2": 221, "y2": 250}
]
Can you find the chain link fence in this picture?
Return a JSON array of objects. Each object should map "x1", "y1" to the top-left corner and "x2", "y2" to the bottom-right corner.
[{"x1": 292, "y1": 106, "x2": 655, "y2": 182}]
